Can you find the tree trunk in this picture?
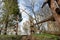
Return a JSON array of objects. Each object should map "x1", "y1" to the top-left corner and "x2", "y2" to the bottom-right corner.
[
  {"x1": 0, "y1": 28, "x2": 1, "y2": 35},
  {"x1": 46, "y1": 0, "x2": 60, "y2": 35},
  {"x1": 4, "y1": 15, "x2": 9, "y2": 35},
  {"x1": 16, "y1": 23, "x2": 18, "y2": 35},
  {"x1": 4, "y1": 21, "x2": 8, "y2": 35},
  {"x1": 15, "y1": 15, "x2": 18, "y2": 35},
  {"x1": 50, "y1": 0, "x2": 60, "y2": 27}
]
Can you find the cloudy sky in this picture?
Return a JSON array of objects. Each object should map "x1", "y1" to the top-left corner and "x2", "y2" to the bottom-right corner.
[
  {"x1": 18, "y1": 0, "x2": 45, "y2": 23},
  {"x1": 17, "y1": 0, "x2": 50, "y2": 34}
]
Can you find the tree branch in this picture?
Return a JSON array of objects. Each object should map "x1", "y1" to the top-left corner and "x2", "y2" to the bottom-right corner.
[{"x1": 30, "y1": 15, "x2": 54, "y2": 27}]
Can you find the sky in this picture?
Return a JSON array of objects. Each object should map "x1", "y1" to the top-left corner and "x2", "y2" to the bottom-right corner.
[
  {"x1": 18, "y1": 0, "x2": 44, "y2": 33},
  {"x1": 18, "y1": 0, "x2": 45, "y2": 23},
  {"x1": 17, "y1": 0, "x2": 48, "y2": 31},
  {"x1": 17, "y1": 0, "x2": 49, "y2": 34}
]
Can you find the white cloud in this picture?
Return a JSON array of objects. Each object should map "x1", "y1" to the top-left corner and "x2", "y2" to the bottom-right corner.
[{"x1": 18, "y1": 0, "x2": 29, "y2": 23}]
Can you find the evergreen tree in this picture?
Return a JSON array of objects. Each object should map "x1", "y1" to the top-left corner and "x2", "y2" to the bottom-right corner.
[{"x1": 3, "y1": 0, "x2": 22, "y2": 35}]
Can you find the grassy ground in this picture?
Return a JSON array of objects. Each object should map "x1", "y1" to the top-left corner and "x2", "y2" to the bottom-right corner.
[
  {"x1": 0, "y1": 35, "x2": 21, "y2": 40},
  {"x1": 0, "y1": 33, "x2": 60, "y2": 40},
  {"x1": 32, "y1": 33, "x2": 60, "y2": 40}
]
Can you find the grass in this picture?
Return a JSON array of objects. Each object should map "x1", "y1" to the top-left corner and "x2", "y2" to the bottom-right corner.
[
  {"x1": 0, "y1": 35, "x2": 21, "y2": 40},
  {"x1": 32, "y1": 33, "x2": 60, "y2": 40},
  {"x1": 0, "y1": 33, "x2": 59, "y2": 40}
]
